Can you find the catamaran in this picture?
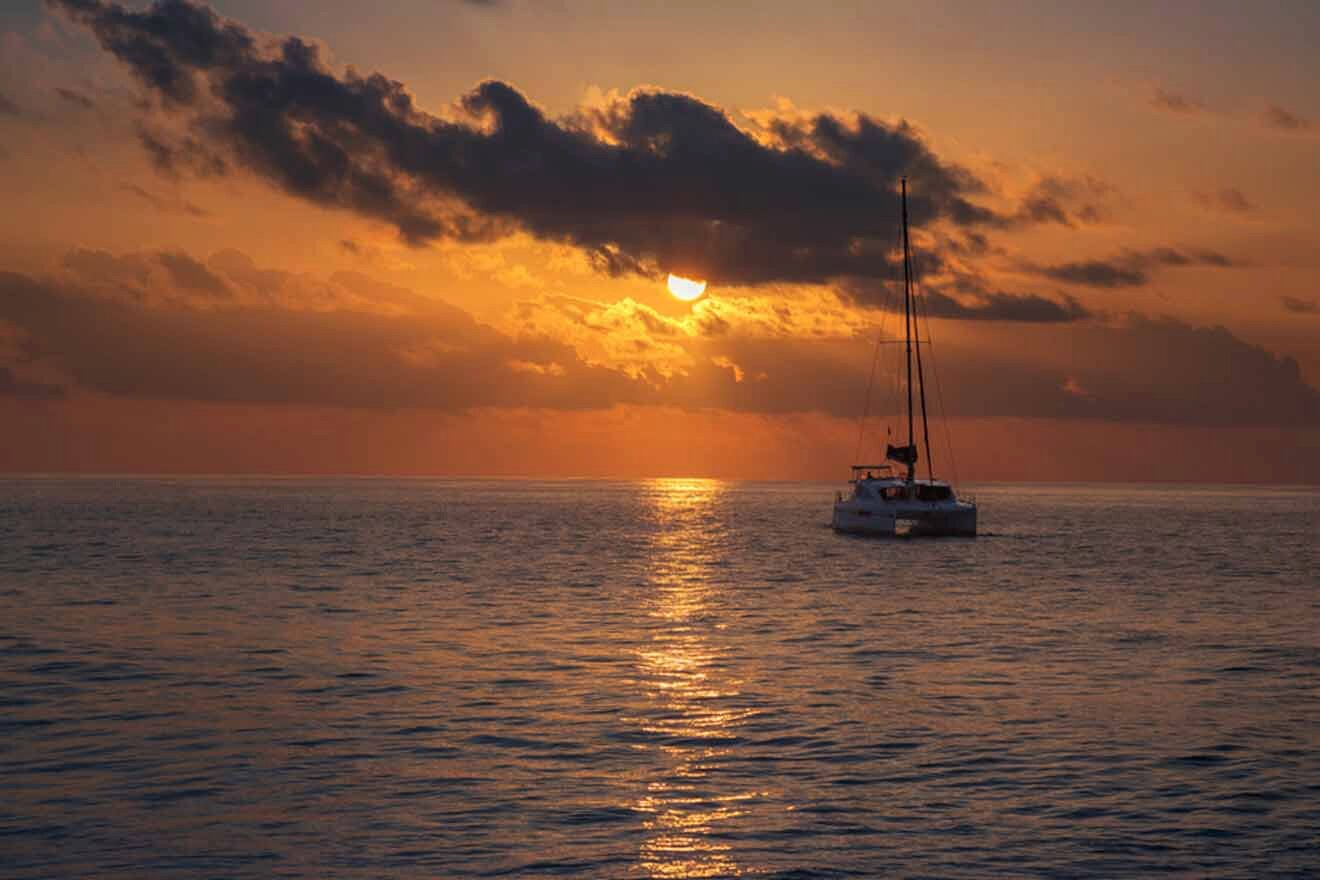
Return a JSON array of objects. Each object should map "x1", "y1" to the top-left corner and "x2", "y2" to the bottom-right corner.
[{"x1": 832, "y1": 179, "x2": 978, "y2": 537}]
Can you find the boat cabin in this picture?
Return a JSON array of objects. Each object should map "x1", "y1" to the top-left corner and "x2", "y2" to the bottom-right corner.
[{"x1": 846, "y1": 465, "x2": 956, "y2": 503}]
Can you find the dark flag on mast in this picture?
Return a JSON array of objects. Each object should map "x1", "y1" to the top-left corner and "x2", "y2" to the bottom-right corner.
[{"x1": 886, "y1": 443, "x2": 918, "y2": 465}]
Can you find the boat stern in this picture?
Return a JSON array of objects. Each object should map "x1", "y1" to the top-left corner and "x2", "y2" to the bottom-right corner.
[
  {"x1": 905, "y1": 502, "x2": 977, "y2": 537},
  {"x1": 831, "y1": 500, "x2": 898, "y2": 536}
]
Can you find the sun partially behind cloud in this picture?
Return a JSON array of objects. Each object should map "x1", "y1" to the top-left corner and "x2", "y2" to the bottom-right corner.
[{"x1": 667, "y1": 274, "x2": 707, "y2": 302}]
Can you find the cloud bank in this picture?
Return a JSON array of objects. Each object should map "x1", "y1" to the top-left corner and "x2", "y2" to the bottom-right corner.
[
  {"x1": 3, "y1": 251, "x2": 1317, "y2": 427},
  {"x1": 1262, "y1": 104, "x2": 1311, "y2": 133},
  {"x1": 1026, "y1": 248, "x2": 1237, "y2": 289},
  {"x1": 47, "y1": 0, "x2": 1025, "y2": 286}
]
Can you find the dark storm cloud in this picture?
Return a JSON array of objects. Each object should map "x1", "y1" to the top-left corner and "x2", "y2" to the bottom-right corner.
[
  {"x1": 119, "y1": 182, "x2": 209, "y2": 216},
  {"x1": 4, "y1": 256, "x2": 1318, "y2": 427},
  {"x1": 0, "y1": 268, "x2": 647, "y2": 411},
  {"x1": 840, "y1": 277, "x2": 1090, "y2": 323},
  {"x1": 1065, "y1": 316, "x2": 1320, "y2": 427},
  {"x1": 1040, "y1": 259, "x2": 1144, "y2": 288},
  {"x1": 61, "y1": 247, "x2": 154, "y2": 290},
  {"x1": 60, "y1": 248, "x2": 228, "y2": 299},
  {"x1": 1262, "y1": 104, "x2": 1311, "y2": 133},
  {"x1": 675, "y1": 315, "x2": 1320, "y2": 426},
  {"x1": 155, "y1": 250, "x2": 229, "y2": 295},
  {"x1": 0, "y1": 366, "x2": 66, "y2": 400},
  {"x1": 1194, "y1": 187, "x2": 1252, "y2": 214},
  {"x1": 1029, "y1": 247, "x2": 1237, "y2": 289},
  {"x1": 1013, "y1": 175, "x2": 1113, "y2": 228},
  {"x1": 136, "y1": 125, "x2": 228, "y2": 177},
  {"x1": 1282, "y1": 296, "x2": 1318, "y2": 315},
  {"x1": 54, "y1": 87, "x2": 95, "y2": 109},
  {"x1": 48, "y1": 0, "x2": 1019, "y2": 285},
  {"x1": 919, "y1": 290, "x2": 1090, "y2": 323},
  {"x1": 1149, "y1": 87, "x2": 1205, "y2": 115},
  {"x1": 51, "y1": 0, "x2": 257, "y2": 105}
]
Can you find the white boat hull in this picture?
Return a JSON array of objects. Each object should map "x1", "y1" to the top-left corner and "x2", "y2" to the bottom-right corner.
[
  {"x1": 832, "y1": 502, "x2": 898, "y2": 536},
  {"x1": 832, "y1": 497, "x2": 977, "y2": 537},
  {"x1": 902, "y1": 502, "x2": 977, "y2": 537}
]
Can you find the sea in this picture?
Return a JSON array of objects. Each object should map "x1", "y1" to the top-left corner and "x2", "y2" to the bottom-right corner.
[{"x1": 2, "y1": 478, "x2": 1318, "y2": 879}]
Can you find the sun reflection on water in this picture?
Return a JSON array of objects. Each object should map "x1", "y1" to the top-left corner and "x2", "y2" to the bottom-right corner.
[{"x1": 629, "y1": 479, "x2": 756, "y2": 879}]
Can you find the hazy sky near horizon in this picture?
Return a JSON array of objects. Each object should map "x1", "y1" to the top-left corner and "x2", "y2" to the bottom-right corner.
[{"x1": 1, "y1": 0, "x2": 1318, "y2": 480}]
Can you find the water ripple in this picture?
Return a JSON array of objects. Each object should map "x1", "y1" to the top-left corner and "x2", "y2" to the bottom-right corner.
[{"x1": 0, "y1": 477, "x2": 1317, "y2": 878}]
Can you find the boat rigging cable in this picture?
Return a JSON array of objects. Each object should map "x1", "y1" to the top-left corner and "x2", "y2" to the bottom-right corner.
[
  {"x1": 910, "y1": 219, "x2": 964, "y2": 491},
  {"x1": 853, "y1": 177, "x2": 965, "y2": 487},
  {"x1": 852, "y1": 241, "x2": 900, "y2": 466}
]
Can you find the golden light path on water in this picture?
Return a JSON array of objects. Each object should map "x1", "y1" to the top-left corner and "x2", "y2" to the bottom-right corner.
[{"x1": 629, "y1": 479, "x2": 764, "y2": 879}]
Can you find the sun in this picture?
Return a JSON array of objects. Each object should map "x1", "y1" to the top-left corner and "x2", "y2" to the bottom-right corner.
[{"x1": 666, "y1": 273, "x2": 707, "y2": 302}]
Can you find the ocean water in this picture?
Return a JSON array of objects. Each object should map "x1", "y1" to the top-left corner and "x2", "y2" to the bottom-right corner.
[{"x1": 1, "y1": 478, "x2": 1318, "y2": 879}]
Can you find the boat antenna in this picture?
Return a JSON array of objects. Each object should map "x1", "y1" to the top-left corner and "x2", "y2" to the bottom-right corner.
[{"x1": 901, "y1": 178, "x2": 916, "y2": 484}]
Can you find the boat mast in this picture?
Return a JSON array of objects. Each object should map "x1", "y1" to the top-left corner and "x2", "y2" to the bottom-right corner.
[
  {"x1": 901, "y1": 179, "x2": 915, "y2": 484},
  {"x1": 912, "y1": 261, "x2": 934, "y2": 484},
  {"x1": 901, "y1": 178, "x2": 936, "y2": 484}
]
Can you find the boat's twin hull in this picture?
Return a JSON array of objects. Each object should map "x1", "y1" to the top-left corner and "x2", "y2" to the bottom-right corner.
[
  {"x1": 833, "y1": 502, "x2": 977, "y2": 537},
  {"x1": 902, "y1": 504, "x2": 977, "y2": 537},
  {"x1": 831, "y1": 505, "x2": 898, "y2": 536}
]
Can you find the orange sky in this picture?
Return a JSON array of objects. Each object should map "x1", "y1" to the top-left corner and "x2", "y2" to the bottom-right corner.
[{"x1": 1, "y1": 0, "x2": 1317, "y2": 480}]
